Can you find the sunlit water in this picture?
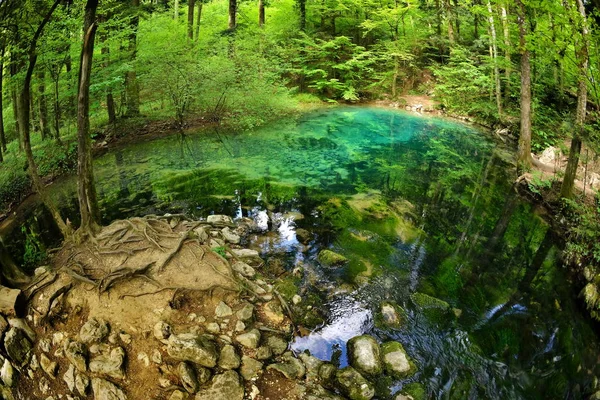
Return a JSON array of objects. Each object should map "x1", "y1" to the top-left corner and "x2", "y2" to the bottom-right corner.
[{"x1": 4, "y1": 107, "x2": 599, "y2": 399}]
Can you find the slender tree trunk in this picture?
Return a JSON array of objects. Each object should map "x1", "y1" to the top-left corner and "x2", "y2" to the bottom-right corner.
[
  {"x1": 125, "y1": 0, "x2": 140, "y2": 117},
  {"x1": 228, "y1": 0, "x2": 237, "y2": 29},
  {"x1": 560, "y1": 0, "x2": 589, "y2": 199},
  {"x1": 77, "y1": 0, "x2": 101, "y2": 234},
  {"x1": 188, "y1": 0, "x2": 195, "y2": 39},
  {"x1": 174, "y1": 0, "x2": 179, "y2": 20},
  {"x1": 0, "y1": 40, "x2": 6, "y2": 154},
  {"x1": 52, "y1": 70, "x2": 62, "y2": 142},
  {"x1": 516, "y1": 0, "x2": 532, "y2": 171},
  {"x1": 10, "y1": 60, "x2": 22, "y2": 152},
  {"x1": 500, "y1": 5, "x2": 511, "y2": 102},
  {"x1": 195, "y1": 2, "x2": 203, "y2": 39},
  {"x1": 19, "y1": 0, "x2": 70, "y2": 238},
  {"x1": 487, "y1": 0, "x2": 502, "y2": 118},
  {"x1": 445, "y1": 0, "x2": 455, "y2": 44},
  {"x1": 259, "y1": 0, "x2": 265, "y2": 27},
  {"x1": 37, "y1": 70, "x2": 51, "y2": 140},
  {"x1": 100, "y1": 31, "x2": 116, "y2": 124},
  {"x1": 299, "y1": 0, "x2": 307, "y2": 31}
]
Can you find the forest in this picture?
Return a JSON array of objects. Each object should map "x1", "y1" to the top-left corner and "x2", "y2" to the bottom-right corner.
[{"x1": 1, "y1": 0, "x2": 600, "y2": 398}]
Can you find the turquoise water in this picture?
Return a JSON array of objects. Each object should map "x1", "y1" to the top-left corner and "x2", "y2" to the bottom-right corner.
[{"x1": 6, "y1": 106, "x2": 600, "y2": 399}]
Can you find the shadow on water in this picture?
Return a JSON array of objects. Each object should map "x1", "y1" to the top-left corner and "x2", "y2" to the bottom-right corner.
[{"x1": 3, "y1": 106, "x2": 600, "y2": 398}]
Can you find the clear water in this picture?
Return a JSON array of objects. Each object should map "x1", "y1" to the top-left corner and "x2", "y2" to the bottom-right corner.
[{"x1": 4, "y1": 106, "x2": 600, "y2": 399}]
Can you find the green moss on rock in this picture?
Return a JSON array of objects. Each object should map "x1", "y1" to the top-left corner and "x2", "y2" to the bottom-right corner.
[{"x1": 318, "y1": 250, "x2": 349, "y2": 267}]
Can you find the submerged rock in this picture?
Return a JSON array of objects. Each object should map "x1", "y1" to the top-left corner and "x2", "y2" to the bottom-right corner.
[
  {"x1": 295, "y1": 228, "x2": 312, "y2": 244},
  {"x1": 318, "y1": 250, "x2": 349, "y2": 267},
  {"x1": 379, "y1": 302, "x2": 403, "y2": 327},
  {"x1": 335, "y1": 366, "x2": 374, "y2": 400},
  {"x1": 347, "y1": 335, "x2": 382, "y2": 376},
  {"x1": 410, "y1": 293, "x2": 452, "y2": 324},
  {"x1": 381, "y1": 341, "x2": 416, "y2": 378},
  {"x1": 195, "y1": 370, "x2": 244, "y2": 400},
  {"x1": 167, "y1": 334, "x2": 218, "y2": 368}
]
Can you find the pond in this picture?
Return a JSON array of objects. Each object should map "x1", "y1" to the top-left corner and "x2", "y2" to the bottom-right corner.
[{"x1": 3, "y1": 106, "x2": 599, "y2": 399}]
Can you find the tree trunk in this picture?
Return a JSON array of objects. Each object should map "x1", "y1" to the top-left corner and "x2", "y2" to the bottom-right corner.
[
  {"x1": 259, "y1": 0, "x2": 265, "y2": 27},
  {"x1": 52, "y1": 71, "x2": 62, "y2": 142},
  {"x1": 77, "y1": 0, "x2": 101, "y2": 235},
  {"x1": 0, "y1": 242, "x2": 28, "y2": 286},
  {"x1": 19, "y1": 0, "x2": 70, "y2": 238},
  {"x1": 37, "y1": 70, "x2": 51, "y2": 141},
  {"x1": 10, "y1": 60, "x2": 22, "y2": 152},
  {"x1": 188, "y1": 0, "x2": 195, "y2": 39},
  {"x1": 0, "y1": 39, "x2": 6, "y2": 153},
  {"x1": 516, "y1": 0, "x2": 532, "y2": 171},
  {"x1": 487, "y1": 0, "x2": 502, "y2": 118},
  {"x1": 195, "y1": 2, "x2": 203, "y2": 39},
  {"x1": 228, "y1": 0, "x2": 237, "y2": 29},
  {"x1": 500, "y1": 5, "x2": 511, "y2": 102},
  {"x1": 560, "y1": 0, "x2": 589, "y2": 199},
  {"x1": 174, "y1": 0, "x2": 179, "y2": 20},
  {"x1": 100, "y1": 31, "x2": 116, "y2": 124},
  {"x1": 125, "y1": 0, "x2": 140, "y2": 117},
  {"x1": 299, "y1": 0, "x2": 307, "y2": 31}
]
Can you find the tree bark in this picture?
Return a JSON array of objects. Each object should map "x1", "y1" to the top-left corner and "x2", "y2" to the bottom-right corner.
[
  {"x1": 560, "y1": 0, "x2": 589, "y2": 199},
  {"x1": 125, "y1": 0, "x2": 140, "y2": 117},
  {"x1": 188, "y1": 0, "x2": 195, "y2": 39},
  {"x1": 195, "y1": 1, "x2": 203, "y2": 40},
  {"x1": 500, "y1": 5, "x2": 511, "y2": 102},
  {"x1": 299, "y1": 0, "x2": 306, "y2": 31},
  {"x1": 487, "y1": 0, "x2": 502, "y2": 118},
  {"x1": 174, "y1": 0, "x2": 179, "y2": 20},
  {"x1": 10, "y1": 60, "x2": 22, "y2": 152},
  {"x1": 516, "y1": 0, "x2": 532, "y2": 171},
  {"x1": 0, "y1": 39, "x2": 6, "y2": 154},
  {"x1": 229, "y1": 0, "x2": 237, "y2": 29},
  {"x1": 37, "y1": 70, "x2": 51, "y2": 141},
  {"x1": 100, "y1": 30, "x2": 116, "y2": 124},
  {"x1": 259, "y1": 0, "x2": 265, "y2": 27},
  {"x1": 77, "y1": 0, "x2": 101, "y2": 235}
]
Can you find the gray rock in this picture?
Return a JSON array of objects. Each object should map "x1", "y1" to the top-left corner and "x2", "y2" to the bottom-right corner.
[
  {"x1": 66, "y1": 341, "x2": 88, "y2": 372},
  {"x1": 89, "y1": 347, "x2": 126, "y2": 380},
  {"x1": 79, "y1": 318, "x2": 109, "y2": 344},
  {"x1": 218, "y1": 345, "x2": 240, "y2": 370},
  {"x1": 92, "y1": 378, "x2": 126, "y2": 400},
  {"x1": 299, "y1": 353, "x2": 323, "y2": 382},
  {"x1": 236, "y1": 329, "x2": 261, "y2": 349},
  {"x1": 40, "y1": 353, "x2": 58, "y2": 378},
  {"x1": 39, "y1": 376, "x2": 50, "y2": 394},
  {"x1": 267, "y1": 352, "x2": 305, "y2": 379},
  {"x1": 178, "y1": 362, "x2": 199, "y2": 393},
  {"x1": 236, "y1": 303, "x2": 254, "y2": 322},
  {"x1": 231, "y1": 249, "x2": 260, "y2": 259},
  {"x1": 235, "y1": 320, "x2": 246, "y2": 332},
  {"x1": 0, "y1": 359, "x2": 15, "y2": 387},
  {"x1": 266, "y1": 336, "x2": 288, "y2": 356},
  {"x1": 0, "y1": 384, "x2": 13, "y2": 400},
  {"x1": 232, "y1": 261, "x2": 256, "y2": 278},
  {"x1": 4, "y1": 327, "x2": 32, "y2": 367},
  {"x1": 240, "y1": 356, "x2": 263, "y2": 380},
  {"x1": 0, "y1": 316, "x2": 7, "y2": 339},
  {"x1": 318, "y1": 363, "x2": 337, "y2": 388},
  {"x1": 207, "y1": 215, "x2": 233, "y2": 225},
  {"x1": 75, "y1": 372, "x2": 90, "y2": 396},
  {"x1": 39, "y1": 338, "x2": 52, "y2": 353},
  {"x1": 256, "y1": 346, "x2": 272, "y2": 361},
  {"x1": 221, "y1": 227, "x2": 241, "y2": 244},
  {"x1": 167, "y1": 334, "x2": 218, "y2": 368},
  {"x1": 7, "y1": 318, "x2": 35, "y2": 342},
  {"x1": 63, "y1": 363, "x2": 76, "y2": 392},
  {"x1": 292, "y1": 295, "x2": 302, "y2": 305},
  {"x1": 194, "y1": 226, "x2": 210, "y2": 242},
  {"x1": 195, "y1": 370, "x2": 244, "y2": 400},
  {"x1": 206, "y1": 322, "x2": 220, "y2": 334},
  {"x1": 169, "y1": 390, "x2": 186, "y2": 400},
  {"x1": 380, "y1": 303, "x2": 402, "y2": 327},
  {"x1": 381, "y1": 341, "x2": 416, "y2": 378},
  {"x1": 197, "y1": 367, "x2": 212, "y2": 385},
  {"x1": 335, "y1": 367, "x2": 374, "y2": 400},
  {"x1": 154, "y1": 321, "x2": 172, "y2": 341},
  {"x1": 215, "y1": 302, "x2": 233, "y2": 318},
  {"x1": 347, "y1": 335, "x2": 382, "y2": 376},
  {"x1": 262, "y1": 301, "x2": 285, "y2": 325}
]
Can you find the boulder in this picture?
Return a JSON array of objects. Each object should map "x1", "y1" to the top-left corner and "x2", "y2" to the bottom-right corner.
[
  {"x1": 65, "y1": 341, "x2": 88, "y2": 372},
  {"x1": 0, "y1": 359, "x2": 15, "y2": 387},
  {"x1": 318, "y1": 363, "x2": 337, "y2": 389},
  {"x1": 79, "y1": 318, "x2": 109, "y2": 344},
  {"x1": 89, "y1": 347, "x2": 126, "y2": 380},
  {"x1": 221, "y1": 227, "x2": 241, "y2": 244},
  {"x1": 240, "y1": 356, "x2": 263, "y2": 380},
  {"x1": 215, "y1": 302, "x2": 233, "y2": 318},
  {"x1": 236, "y1": 303, "x2": 255, "y2": 321},
  {"x1": 381, "y1": 341, "x2": 416, "y2": 378},
  {"x1": 232, "y1": 262, "x2": 256, "y2": 278},
  {"x1": 317, "y1": 250, "x2": 348, "y2": 267},
  {"x1": 231, "y1": 249, "x2": 260, "y2": 259},
  {"x1": 195, "y1": 370, "x2": 244, "y2": 400},
  {"x1": 4, "y1": 327, "x2": 32, "y2": 367},
  {"x1": 218, "y1": 345, "x2": 241, "y2": 370},
  {"x1": 380, "y1": 302, "x2": 402, "y2": 327},
  {"x1": 256, "y1": 346, "x2": 272, "y2": 361},
  {"x1": 40, "y1": 353, "x2": 58, "y2": 378},
  {"x1": 299, "y1": 353, "x2": 323, "y2": 382},
  {"x1": 63, "y1": 364, "x2": 76, "y2": 392},
  {"x1": 167, "y1": 334, "x2": 218, "y2": 368},
  {"x1": 335, "y1": 367, "x2": 374, "y2": 400},
  {"x1": 263, "y1": 301, "x2": 285, "y2": 325},
  {"x1": 266, "y1": 336, "x2": 288, "y2": 356},
  {"x1": 92, "y1": 378, "x2": 127, "y2": 400},
  {"x1": 236, "y1": 329, "x2": 261, "y2": 349},
  {"x1": 153, "y1": 321, "x2": 172, "y2": 341},
  {"x1": 295, "y1": 228, "x2": 311, "y2": 244},
  {"x1": 75, "y1": 372, "x2": 90, "y2": 396},
  {"x1": 347, "y1": 335, "x2": 382, "y2": 376},
  {"x1": 178, "y1": 362, "x2": 199, "y2": 393},
  {"x1": 267, "y1": 352, "x2": 306, "y2": 379}
]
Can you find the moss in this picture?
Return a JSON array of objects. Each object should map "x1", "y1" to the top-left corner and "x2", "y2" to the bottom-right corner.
[
  {"x1": 381, "y1": 341, "x2": 417, "y2": 379},
  {"x1": 318, "y1": 249, "x2": 349, "y2": 267},
  {"x1": 400, "y1": 383, "x2": 426, "y2": 400},
  {"x1": 274, "y1": 276, "x2": 301, "y2": 301},
  {"x1": 374, "y1": 301, "x2": 406, "y2": 329},
  {"x1": 410, "y1": 292, "x2": 453, "y2": 325}
]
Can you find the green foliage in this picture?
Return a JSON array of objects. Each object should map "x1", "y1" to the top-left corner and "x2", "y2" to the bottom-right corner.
[
  {"x1": 21, "y1": 224, "x2": 46, "y2": 268},
  {"x1": 212, "y1": 246, "x2": 227, "y2": 257},
  {"x1": 527, "y1": 171, "x2": 555, "y2": 195}
]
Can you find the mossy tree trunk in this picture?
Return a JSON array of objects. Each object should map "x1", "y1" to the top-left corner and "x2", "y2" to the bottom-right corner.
[{"x1": 516, "y1": 0, "x2": 532, "y2": 172}]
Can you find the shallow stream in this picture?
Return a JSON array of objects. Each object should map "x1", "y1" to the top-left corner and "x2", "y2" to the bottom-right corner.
[{"x1": 4, "y1": 106, "x2": 600, "y2": 399}]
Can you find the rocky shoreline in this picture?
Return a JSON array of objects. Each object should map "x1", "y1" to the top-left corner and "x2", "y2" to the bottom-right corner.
[{"x1": 0, "y1": 214, "x2": 423, "y2": 400}]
